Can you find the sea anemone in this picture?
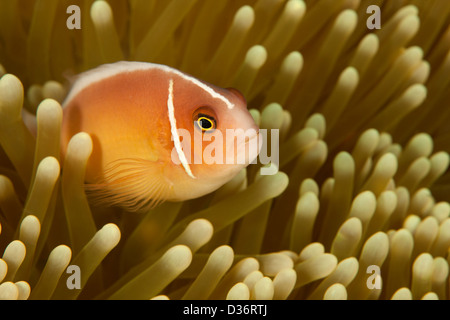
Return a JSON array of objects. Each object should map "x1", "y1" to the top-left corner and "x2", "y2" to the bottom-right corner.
[{"x1": 1, "y1": 0, "x2": 450, "y2": 300}]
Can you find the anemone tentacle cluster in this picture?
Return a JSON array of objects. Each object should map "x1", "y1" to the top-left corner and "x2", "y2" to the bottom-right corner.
[{"x1": 1, "y1": 0, "x2": 450, "y2": 300}]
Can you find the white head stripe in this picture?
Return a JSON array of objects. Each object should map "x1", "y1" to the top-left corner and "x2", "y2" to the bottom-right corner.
[
  {"x1": 63, "y1": 61, "x2": 235, "y2": 109},
  {"x1": 167, "y1": 79, "x2": 196, "y2": 179}
]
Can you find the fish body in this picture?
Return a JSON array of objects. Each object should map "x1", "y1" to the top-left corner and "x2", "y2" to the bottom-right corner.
[{"x1": 61, "y1": 61, "x2": 260, "y2": 211}]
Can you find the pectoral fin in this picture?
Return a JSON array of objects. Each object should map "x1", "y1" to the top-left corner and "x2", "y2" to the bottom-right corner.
[{"x1": 85, "y1": 158, "x2": 173, "y2": 212}]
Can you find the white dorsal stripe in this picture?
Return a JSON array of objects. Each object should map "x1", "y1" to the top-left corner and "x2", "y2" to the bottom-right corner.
[
  {"x1": 63, "y1": 61, "x2": 235, "y2": 109},
  {"x1": 167, "y1": 79, "x2": 196, "y2": 179}
]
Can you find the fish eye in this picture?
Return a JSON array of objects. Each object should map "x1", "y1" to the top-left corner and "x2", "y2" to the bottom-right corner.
[
  {"x1": 195, "y1": 114, "x2": 216, "y2": 132},
  {"x1": 193, "y1": 107, "x2": 217, "y2": 133}
]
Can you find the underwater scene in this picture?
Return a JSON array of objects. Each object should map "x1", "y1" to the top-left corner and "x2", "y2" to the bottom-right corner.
[{"x1": 0, "y1": 0, "x2": 450, "y2": 301}]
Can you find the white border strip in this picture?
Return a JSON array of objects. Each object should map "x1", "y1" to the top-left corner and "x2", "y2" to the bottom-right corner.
[{"x1": 63, "y1": 61, "x2": 235, "y2": 109}]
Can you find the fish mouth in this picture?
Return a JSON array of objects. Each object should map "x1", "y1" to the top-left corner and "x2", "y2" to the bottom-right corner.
[{"x1": 230, "y1": 129, "x2": 261, "y2": 165}]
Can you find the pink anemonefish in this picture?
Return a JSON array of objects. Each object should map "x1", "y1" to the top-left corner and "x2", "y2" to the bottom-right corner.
[{"x1": 61, "y1": 61, "x2": 260, "y2": 211}]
